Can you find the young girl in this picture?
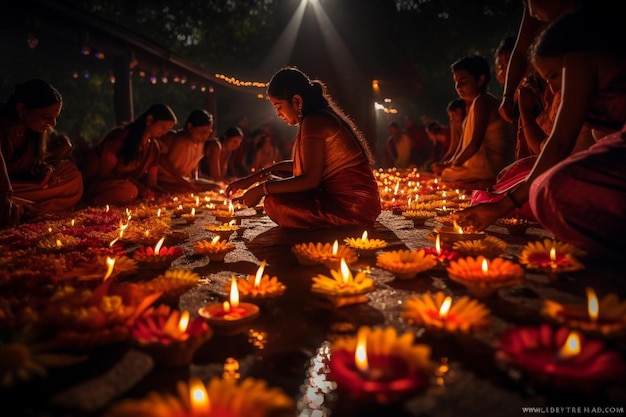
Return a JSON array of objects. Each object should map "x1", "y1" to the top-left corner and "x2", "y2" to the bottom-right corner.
[
  {"x1": 199, "y1": 126, "x2": 243, "y2": 185},
  {"x1": 82, "y1": 103, "x2": 177, "y2": 206},
  {"x1": 226, "y1": 67, "x2": 381, "y2": 229},
  {"x1": 439, "y1": 55, "x2": 515, "y2": 189}
]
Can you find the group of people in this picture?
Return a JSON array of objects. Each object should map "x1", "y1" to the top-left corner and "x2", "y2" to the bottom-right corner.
[{"x1": 1, "y1": 0, "x2": 624, "y2": 261}]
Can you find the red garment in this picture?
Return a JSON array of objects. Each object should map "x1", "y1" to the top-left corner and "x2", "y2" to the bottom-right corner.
[
  {"x1": 263, "y1": 163, "x2": 381, "y2": 230},
  {"x1": 530, "y1": 132, "x2": 626, "y2": 260}
]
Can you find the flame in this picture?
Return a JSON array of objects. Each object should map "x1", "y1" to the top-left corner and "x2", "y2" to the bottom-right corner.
[
  {"x1": 228, "y1": 201, "x2": 234, "y2": 215},
  {"x1": 332, "y1": 240, "x2": 339, "y2": 256},
  {"x1": 105, "y1": 204, "x2": 110, "y2": 212},
  {"x1": 56, "y1": 239, "x2": 63, "y2": 248},
  {"x1": 558, "y1": 331, "x2": 581, "y2": 360},
  {"x1": 195, "y1": 196, "x2": 200, "y2": 206},
  {"x1": 586, "y1": 287, "x2": 599, "y2": 322},
  {"x1": 354, "y1": 328, "x2": 369, "y2": 373},
  {"x1": 435, "y1": 234, "x2": 442, "y2": 255},
  {"x1": 393, "y1": 182, "x2": 399, "y2": 195},
  {"x1": 144, "y1": 230, "x2": 150, "y2": 237},
  {"x1": 211, "y1": 235, "x2": 221, "y2": 244},
  {"x1": 70, "y1": 218, "x2": 75, "y2": 227},
  {"x1": 361, "y1": 231, "x2": 368, "y2": 241},
  {"x1": 191, "y1": 207, "x2": 196, "y2": 216},
  {"x1": 230, "y1": 277, "x2": 239, "y2": 308},
  {"x1": 154, "y1": 236, "x2": 166, "y2": 254},
  {"x1": 439, "y1": 296, "x2": 452, "y2": 319},
  {"x1": 228, "y1": 219, "x2": 236, "y2": 226},
  {"x1": 189, "y1": 378, "x2": 210, "y2": 414},
  {"x1": 223, "y1": 301, "x2": 231, "y2": 313},
  {"x1": 453, "y1": 218, "x2": 463, "y2": 234},
  {"x1": 481, "y1": 258, "x2": 489, "y2": 275},
  {"x1": 48, "y1": 227, "x2": 52, "y2": 233},
  {"x1": 104, "y1": 256, "x2": 116, "y2": 281},
  {"x1": 254, "y1": 260, "x2": 266, "y2": 288},
  {"x1": 550, "y1": 246, "x2": 557, "y2": 268},
  {"x1": 340, "y1": 258, "x2": 351, "y2": 284},
  {"x1": 109, "y1": 237, "x2": 119, "y2": 248},
  {"x1": 178, "y1": 311, "x2": 190, "y2": 333},
  {"x1": 157, "y1": 208, "x2": 161, "y2": 217},
  {"x1": 118, "y1": 220, "x2": 129, "y2": 238}
]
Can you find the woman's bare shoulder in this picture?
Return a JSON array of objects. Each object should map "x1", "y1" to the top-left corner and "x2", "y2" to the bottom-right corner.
[{"x1": 300, "y1": 113, "x2": 340, "y2": 138}]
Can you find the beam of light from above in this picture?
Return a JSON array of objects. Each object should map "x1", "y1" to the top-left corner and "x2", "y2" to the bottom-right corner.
[{"x1": 257, "y1": 0, "x2": 308, "y2": 78}]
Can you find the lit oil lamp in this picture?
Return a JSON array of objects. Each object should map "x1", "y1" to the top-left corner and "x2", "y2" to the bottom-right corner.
[
  {"x1": 433, "y1": 218, "x2": 485, "y2": 244},
  {"x1": 291, "y1": 240, "x2": 357, "y2": 267},
  {"x1": 495, "y1": 217, "x2": 539, "y2": 236},
  {"x1": 133, "y1": 236, "x2": 184, "y2": 271},
  {"x1": 212, "y1": 200, "x2": 239, "y2": 224},
  {"x1": 91, "y1": 256, "x2": 117, "y2": 303},
  {"x1": 130, "y1": 307, "x2": 213, "y2": 367},
  {"x1": 496, "y1": 325, "x2": 626, "y2": 392},
  {"x1": 204, "y1": 220, "x2": 239, "y2": 240},
  {"x1": 447, "y1": 256, "x2": 524, "y2": 298},
  {"x1": 173, "y1": 204, "x2": 185, "y2": 218},
  {"x1": 311, "y1": 258, "x2": 375, "y2": 307},
  {"x1": 106, "y1": 376, "x2": 295, "y2": 417},
  {"x1": 329, "y1": 326, "x2": 432, "y2": 404},
  {"x1": 423, "y1": 234, "x2": 458, "y2": 265},
  {"x1": 519, "y1": 239, "x2": 585, "y2": 280},
  {"x1": 375, "y1": 249, "x2": 437, "y2": 280},
  {"x1": 401, "y1": 291, "x2": 491, "y2": 333},
  {"x1": 198, "y1": 277, "x2": 260, "y2": 335},
  {"x1": 231, "y1": 260, "x2": 287, "y2": 300},
  {"x1": 542, "y1": 288, "x2": 626, "y2": 338},
  {"x1": 343, "y1": 231, "x2": 388, "y2": 257},
  {"x1": 194, "y1": 236, "x2": 236, "y2": 262},
  {"x1": 181, "y1": 207, "x2": 198, "y2": 225}
]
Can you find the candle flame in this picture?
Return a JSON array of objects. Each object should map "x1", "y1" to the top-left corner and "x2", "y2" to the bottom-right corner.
[
  {"x1": 191, "y1": 207, "x2": 196, "y2": 216},
  {"x1": 439, "y1": 296, "x2": 452, "y2": 319},
  {"x1": 550, "y1": 245, "x2": 557, "y2": 268},
  {"x1": 228, "y1": 219, "x2": 236, "y2": 226},
  {"x1": 558, "y1": 331, "x2": 581, "y2": 360},
  {"x1": 71, "y1": 218, "x2": 75, "y2": 227},
  {"x1": 48, "y1": 227, "x2": 52, "y2": 233},
  {"x1": 109, "y1": 237, "x2": 119, "y2": 248},
  {"x1": 157, "y1": 208, "x2": 161, "y2": 217},
  {"x1": 340, "y1": 258, "x2": 351, "y2": 284},
  {"x1": 586, "y1": 287, "x2": 599, "y2": 322},
  {"x1": 211, "y1": 235, "x2": 221, "y2": 244},
  {"x1": 481, "y1": 258, "x2": 489, "y2": 275},
  {"x1": 228, "y1": 201, "x2": 234, "y2": 215},
  {"x1": 394, "y1": 182, "x2": 399, "y2": 194},
  {"x1": 435, "y1": 234, "x2": 441, "y2": 255},
  {"x1": 196, "y1": 196, "x2": 200, "y2": 206},
  {"x1": 230, "y1": 277, "x2": 239, "y2": 308},
  {"x1": 56, "y1": 239, "x2": 63, "y2": 248},
  {"x1": 154, "y1": 236, "x2": 166, "y2": 254},
  {"x1": 104, "y1": 256, "x2": 116, "y2": 281},
  {"x1": 332, "y1": 240, "x2": 339, "y2": 256},
  {"x1": 189, "y1": 378, "x2": 210, "y2": 414},
  {"x1": 254, "y1": 261, "x2": 266, "y2": 288},
  {"x1": 361, "y1": 230, "x2": 368, "y2": 241},
  {"x1": 178, "y1": 311, "x2": 190, "y2": 333},
  {"x1": 144, "y1": 230, "x2": 150, "y2": 237},
  {"x1": 105, "y1": 204, "x2": 110, "y2": 212},
  {"x1": 453, "y1": 218, "x2": 463, "y2": 234},
  {"x1": 354, "y1": 328, "x2": 369, "y2": 373},
  {"x1": 223, "y1": 301, "x2": 231, "y2": 312}
]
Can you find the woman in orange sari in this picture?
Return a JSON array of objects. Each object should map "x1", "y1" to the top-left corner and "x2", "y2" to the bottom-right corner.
[{"x1": 226, "y1": 67, "x2": 381, "y2": 229}]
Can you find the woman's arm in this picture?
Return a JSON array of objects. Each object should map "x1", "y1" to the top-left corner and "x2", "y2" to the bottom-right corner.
[{"x1": 98, "y1": 131, "x2": 124, "y2": 178}]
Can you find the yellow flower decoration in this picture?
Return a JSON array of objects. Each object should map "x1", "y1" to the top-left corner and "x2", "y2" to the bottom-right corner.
[
  {"x1": 140, "y1": 269, "x2": 201, "y2": 297},
  {"x1": 291, "y1": 242, "x2": 357, "y2": 266},
  {"x1": 37, "y1": 233, "x2": 80, "y2": 250},
  {"x1": 376, "y1": 249, "x2": 437, "y2": 279},
  {"x1": 447, "y1": 256, "x2": 524, "y2": 282},
  {"x1": 518, "y1": 239, "x2": 585, "y2": 272},
  {"x1": 233, "y1": 275, "x2": 287, "y2": 298},
  {"x1": 401, "y1": 291, "x2": 491, "y2": 333},
  {"x1": 194, "y1": 239, "x2": 236, "y2": 255},
  {"x1": 105, "y1": 376, "x2": 295, "y2": 417},
  {"x1": 312, "y1": 262, "x2": 374, "y2": 296},
  {"x1": 452, "y1": 235, "x2": 507, "y2": 258}
]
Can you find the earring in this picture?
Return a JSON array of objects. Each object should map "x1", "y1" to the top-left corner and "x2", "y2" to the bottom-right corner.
[{"x1": 298, "y1": 105, "x2": 303, "y2": 119}]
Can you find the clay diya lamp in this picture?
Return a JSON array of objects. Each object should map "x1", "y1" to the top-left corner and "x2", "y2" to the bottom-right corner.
[
  {"x1": 133, "y1": 236, "x2": 184, "y2": 271},
  {"x1": 204, "y1": 221, "x2": 239, "y2": 241},
  {"x1": 311, "y1": 258, "x2": 375, "y2": 307},
  {"x1": 452, "y1": 235, "x2": 507, "y2": 259},
  {"x1": 542, "y1": 287, "x2": 626, "y2": 338},
  {"x1": 105, "y1": 376, "x2": 295, "y2": 417},
  {"x1": 518, "y1": 239, "x2": 585, "y2": 281},
  {"x1": 496, "y1": 325, "x2": 626, "y2": 393},
  {"x1": 180, "y1": 207, "x2": 198, "y2": 225},
  {"x1": 231, "y1": 260, "x2": 287, "y2": 302},
  {"x1": 401, "y1": 291, "x2": 491, "y2": 334},
  {"x1": 496, "y1": 217, "x2": 539, "y2": 236},
  {"x1": 447, "y1": 256, "x2": 524, "y2": 298},
  {"x1": 194, "y1": 236, "x2": 236, "y2": 262},
  {"x1": 130, "y1": 307, "x2": 213, "y2": 367},
  {"x1": 198, "y1": 277, "x2": 260, "y2": 335},
  {"x1": 433, "y1": 219, "x2": 485, "y2": 244},
  {"x1": 329, "y1": 326, "x2": 432, "y2": 405},
  {"x1": 401, "y1": 210, "x2": 437, "y2": 227},
  {"x1": 375, "y1": 249, "x2": 437, "y2": 280},
  {"x1": 423, "y1": 234, "x2": 458, "y2": 267},
  {"x1": 291, "y1": 240, "x2": 358, "y2": 267},
  {"x1": 343, "y1": 231, "x2": 388, "y2": 258}
]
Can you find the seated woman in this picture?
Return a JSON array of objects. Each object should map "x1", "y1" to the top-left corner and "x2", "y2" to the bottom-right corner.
[
  {"x1": 457, "y1": 7, "x2": 626, "y2": 260},
  {"x1": 0, "y1": 79, "x2": 83, "y2": 217},
  {"x1": 82, "y1": 104, "x2": 177, "y2": 206},
  {"x1": 226, "y1": 66, "x2": 381, "y2": 230},
  {"x1": 157, "y1": 109, "x2": 218, "y2": 193},
  {"x1": 438, "y1": 55, "x2": 516, "y2": 190},
  {"x1": 198, "y1": 126, "x2": 243, "y2": 187}
]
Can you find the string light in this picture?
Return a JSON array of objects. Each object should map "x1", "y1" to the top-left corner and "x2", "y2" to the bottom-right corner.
[{"x1": 214, "y1": 73, "x2": 266, "y2": 88}]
